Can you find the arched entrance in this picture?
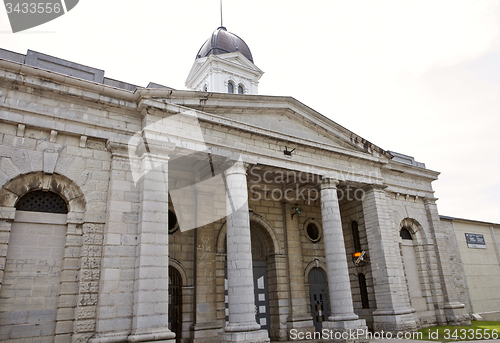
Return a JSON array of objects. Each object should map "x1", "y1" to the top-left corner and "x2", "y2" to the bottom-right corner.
[
  {"x1": 0, "y1": 190, "x2": 68, "y2": 341},
  {"x1": 223, "y1": 219, "x2": 279, "y2": 337},
  {"x1": 308, "y1": 268, "x2": 331, "y2": 332},
  {"x1": 400, "y1": 227, "x2": 427, "y2": 312},
  {"x1": 169, "y1": 266, "x2": 182, "y2": 343},
  {"x1": 251, "y1": 227, "x2": 271, "y2": 333}
]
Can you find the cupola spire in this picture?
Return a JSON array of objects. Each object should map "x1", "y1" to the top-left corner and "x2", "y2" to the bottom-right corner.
[{"x1": 220, "y1": 0, "x2": 223, "y2": 28}]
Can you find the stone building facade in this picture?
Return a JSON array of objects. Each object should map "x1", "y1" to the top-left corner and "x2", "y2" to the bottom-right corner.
[{"x1": 0, "y1": 27, "x2": 470, "y2": 343}]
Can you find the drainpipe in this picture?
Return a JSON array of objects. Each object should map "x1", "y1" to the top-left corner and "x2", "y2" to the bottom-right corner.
[{"x1": 491, "y1": 226, "x2": 500, "y2": 266}]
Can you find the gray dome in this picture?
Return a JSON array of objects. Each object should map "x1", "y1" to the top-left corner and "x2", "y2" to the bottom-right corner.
[{"x1": 196, "y1": 27, "x2": 253, "y2": 63}]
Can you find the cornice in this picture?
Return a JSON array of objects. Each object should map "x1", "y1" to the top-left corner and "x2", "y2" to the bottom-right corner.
[
  {"x1": 163, "y1": 90, "x2": 393, "y2": 161},
  {"x1": 382, "y1": 159, "x2": 440, "y2": 181}
]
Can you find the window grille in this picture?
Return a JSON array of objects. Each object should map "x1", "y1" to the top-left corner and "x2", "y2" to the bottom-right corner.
[
  {"x1": 16, "y1": 190, "x2": 68, "y2": 214},
  {"x1": 400, "y1": 227, "x2": 413, "y2": 240}
]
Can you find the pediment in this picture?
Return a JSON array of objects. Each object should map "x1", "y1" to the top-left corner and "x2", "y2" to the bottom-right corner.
[
  {"x1": 218, "y1": 109, "x2": 363, "y2": 152},
  {"x1": 167, "y1": 93, "x2": 389, "y2": 160}
]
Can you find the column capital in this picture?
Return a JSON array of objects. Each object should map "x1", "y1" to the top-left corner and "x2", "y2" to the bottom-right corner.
[
  {"x1": 137, "y1": 138, "x2": 176, "y2": 160},
  {"x1": 362, "y1": 183, "x2": 388, "y2": 192},
  {"x1": 319, "y1": 177, "x2": 339, "y2": 190},
  {"x1": 105, "y1": 139, "x2": 129, "y2": 157},
  {"x1": 423, "y1": 196, "x2": 439, "y2": 204},
  {"x1": 224, "y1": 159, "x2": 251, "y2": 177}
]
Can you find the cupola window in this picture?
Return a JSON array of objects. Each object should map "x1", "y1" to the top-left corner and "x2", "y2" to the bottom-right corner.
[
  {"x1": 228, "y1": 82, "x2": 234, "y2": 94},
  {"x1": 238, "y1": 85, "x2": 244, "y2": 94}
]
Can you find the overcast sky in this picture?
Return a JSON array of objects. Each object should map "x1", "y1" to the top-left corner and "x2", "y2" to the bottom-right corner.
[{"x1": 1, "y1": 1, "x2": 500, "y2": 223}]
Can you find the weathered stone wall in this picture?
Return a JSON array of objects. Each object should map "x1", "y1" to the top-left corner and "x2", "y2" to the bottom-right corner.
[
  {"x1": 0, "y1": 53, "x2": 475, "y2": 342},
  {"x1": 339, "y1": 198, "x2": 375, "y2": 329}
]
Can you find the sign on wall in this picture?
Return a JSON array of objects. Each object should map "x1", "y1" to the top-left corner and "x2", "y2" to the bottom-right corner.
[{"x1": 465, "y1": 233, "x2": 486, "y2": 249}]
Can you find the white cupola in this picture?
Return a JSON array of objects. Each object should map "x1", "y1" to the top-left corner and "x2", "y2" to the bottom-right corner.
[{"x1": 186, "y1": 26, "x2": 264, "y2": 95}]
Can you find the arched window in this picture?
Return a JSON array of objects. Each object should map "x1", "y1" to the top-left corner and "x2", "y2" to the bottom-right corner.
[
  {"x1": 352, "y1": 220, "x2": 361, "y2": 252},
  {"x1": 400, "y1": 227, "x2": 412, "y2": 240},
  {"x1": 227, "y1": 81, "x2": 234, "y2": 94},
  {"x1": 238, "y1": 85, "x2": 244, "y2": 94},
  {"x1": 169, "y1": 267, "x2": 183, "y2": 342},
  {"x1": 15, "y1": 190, "x2": 68, "y2": 214},
  {"x1": 358, "y1": 273, "x2": 369, "y2": 309}
]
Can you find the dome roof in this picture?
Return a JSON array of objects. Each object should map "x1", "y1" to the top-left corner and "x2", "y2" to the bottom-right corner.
[{"x1": 196, "y1": 27, "x2": 254, "y2": 63}]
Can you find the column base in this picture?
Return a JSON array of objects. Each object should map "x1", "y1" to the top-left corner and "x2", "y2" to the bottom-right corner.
[
  {"x1": 322, "y1": 319, "x2": 368, "y2": 343},
  {"x1": 287, "y1": 314, "x2": 315, "y2": 340},
  {"x1": 444, "y1": 302, "x2": 471, "y2": 326},
  {"x1": 90, "y1": 332, "x2": 129, "y2": 343},
  {"x1": 372, "y1": 308, "x2": 417, "y2": 333},
  {"x1": 128, "y1": 328, "x2": 176, "y2": 343},
  {"x1": 219, "y1": 329, "x2": 269, "y2": 343},
  {"x1": 191, "y1": 321, "x2": 223, "y2": 343}
]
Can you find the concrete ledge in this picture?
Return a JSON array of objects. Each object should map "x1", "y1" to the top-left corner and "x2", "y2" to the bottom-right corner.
[{"x1": 478, "y1": 311, "x2": 500, "y2": 321}]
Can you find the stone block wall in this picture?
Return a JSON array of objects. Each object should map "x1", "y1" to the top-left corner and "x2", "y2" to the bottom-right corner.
[{"x1": 339, "y1": 198, "x2": 375, "y2": 329}]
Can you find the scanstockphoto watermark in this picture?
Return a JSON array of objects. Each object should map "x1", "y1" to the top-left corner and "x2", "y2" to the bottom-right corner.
[
  {"x1": 3, "y1": 0, "x2": 79, "y2": 33},
  {"x1": 289, "y1": 328, "x2": 423, "y2": 341},
  {"x1": 249, "y1": 183, "x2": 366, "y2": 204},
  {"x1": 248, "y1": 166, "x2": 375, "y2": 204}
]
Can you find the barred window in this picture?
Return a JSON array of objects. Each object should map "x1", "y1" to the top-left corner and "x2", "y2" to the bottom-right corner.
[
  {"x1": 400, "y1": 227, "x2": 413, "y2": 240},
  {"x1": 352, "y1": 220, "x2": 361, "y2": 252},
  {"x1": 16, "y1": 190, "x2": 68, "y2": 214},
  {"x1": 358, "y1": 273, "x2": 369, "y2": 309}
]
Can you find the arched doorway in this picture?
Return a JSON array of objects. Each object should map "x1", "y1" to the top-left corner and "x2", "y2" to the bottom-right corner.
[
  {"x1": 400, "y1": 227, "x2": 427, "y2": 312},
  {"x1": 308, "y1": 268, "x2": 331, "y2": 332},
  {"x1": 0, "y1": 190, "x2": 68, "y2": 341},
  {"x1": 223, "y1": 222, "x2": 274, "y2": 336},
  {"x1": 169, "y1": 266, "x2": 182, "y2": 343},
  {"x1": 251, "y1": 227, "x2": 271, "y2": 333}
]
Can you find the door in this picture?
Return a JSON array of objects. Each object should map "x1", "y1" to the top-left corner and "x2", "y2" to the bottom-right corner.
[
  {"x1": 253, "y1": 261, "x2": 270, "y2": 333},
  {"x1": 169, "y1": 267, "x2": 182, "y2": 343},
  {"x1": 224, "y1": 262, "x2": 271, "y2": 335},
  {"x1": 308, "y1": 268, "x2": 331, "y2": 332}
]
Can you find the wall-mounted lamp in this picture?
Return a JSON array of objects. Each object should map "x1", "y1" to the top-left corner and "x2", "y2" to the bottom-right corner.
[
  {"x1": 284, "y1": 146, "x2": 296, "y2": 157},
  {"x1": 291, "y1": 206, "x2": 301, "y2": 219},
  {"x1": 353, "y1": 250, "x2": 369, "y2": 266}
]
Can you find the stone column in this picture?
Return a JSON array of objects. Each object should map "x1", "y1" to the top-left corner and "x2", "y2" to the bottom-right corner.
[
  {"x1": 219, "y1": 160, "x2": 269, "y2": 343},
  {"x1": 361, "y1": 185, "x2": 416, "y2": 332},
  {"x1": 283, "y1": 203, "x2": 314, "y2": 337},
  {"x1": 424, "y1": 198, "x2": 469, "y2": 326},
  {"x1": 128, "y1": 139, "x2": 176, "y2": 343},
  {"x1": 320, "y1": 178, "x2": 368, "y2": 335},
  {"x1": 92, "y1": 141, "x2": 136, "y2": 343}
]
